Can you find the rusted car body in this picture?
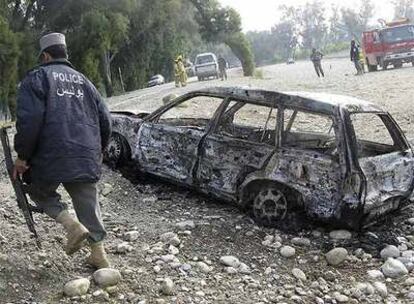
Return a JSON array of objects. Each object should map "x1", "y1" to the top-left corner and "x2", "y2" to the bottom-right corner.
[{"x1": 106, "y1": 87, "x2": 414, "y2": 228}]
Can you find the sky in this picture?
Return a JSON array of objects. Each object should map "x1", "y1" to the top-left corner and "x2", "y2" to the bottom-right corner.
[{"x1": 218, "y1": 0, "x2": 396, "y2": 32}]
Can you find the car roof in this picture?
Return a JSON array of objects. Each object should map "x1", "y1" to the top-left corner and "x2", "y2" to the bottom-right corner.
[{"x1": 191, "y1": 87, "x2": 383, "y2": 114}]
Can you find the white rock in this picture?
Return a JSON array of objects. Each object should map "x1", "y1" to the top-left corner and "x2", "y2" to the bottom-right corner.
[
  {"x1": 153, "y1": 265, "x2": 161, "y2": 273},
  {"x1": 404, "y1": 277, "x2": 414, "y2": 286},
  {"x1": 160, "y1": 232, "x2": 181, "y2": 246},
  {"x1": 381, "y1": 258, "x2": 408, "y2": 278},
  {"x1": 367, "y1": 270, "x2": 384, "y2": 281},
  {"x1": 408, "y1": 292, "x2": 414, "y2": 300},
  {"x1": 380, "y1": 245, "x2": 400, "y2": 259},
  {"x1": 408, "y1": 218, "x2": 414, "y2": 225},
  {"x1": 160, "y1": 278, "x2": 175, "y2": 295},
  {"x1": 291, "y1": 237, "x2": 311, "y2": 247},
  {"x1": 168, "y1": 245, "x2": 179, "y2": 255},
  {"x1": 116, "y1": 242, "x2": 134, "y2": 253},
  {"x1": 238, "y1": 263, "x2": 251, "y2": 274},
  {"x1": 92, "y1": 289, "x2": 110, "y2": 301},
  {"x1": 219, "y1": 256, "x2": 241, "y2": 268},
  {"x1": 333, "y1": 292, "x2": 349, "y2": 303},
  {"x1": 143, "y1": 196, "x2": 157, "y2": 204},
  {"x1": 196, "y1": 262, "x2": 212, "y2": 273},
  {"x1": 225, "y1": 266, "x2": 238, "y2": 274},
  {"x1": 329, "y1": 230, "x2": 352, "y2": 240},
  {"x1": 101, "y1": 183, "x2": 113, "y2": 196},
  {"x1": 63, "y1": 278, "x2": 90, "y2": 297},
  {"x1": 402, "y1": 250, "x2": 414, "y2": 258},
  {"x1": 373, "y1": 281, "x2": 388, "y2": 297},
  {"x1": 292, "y1": 268, "x2": 307, "y2": 281},
  {"x1": 325, "y1": 248, "x2": 348, "y2": 266},
  {"x1": 355, "y1": 282, "x2": 375, "y2": 296},
  {"x1": 160, "y1": 254, "x2": 176, "y2": 263},
  {"x1": 397, "y1": 256, "x2": 414, "y2": 271},
  {"x1": 124, "y1": 231, "x2": 139, "y2": 242},
  {"x1": 280, "y1": 246, "x2": 296, "y2": 258},
  {"x1": 93, "y1": 268, "x2": 122, "y2": 288},
  {"x1": 180, "y1": 264, "x2": 192, "y2": 272},
  {"x1": 176, "y1": 220, "x2": 195, "y2": 231}
]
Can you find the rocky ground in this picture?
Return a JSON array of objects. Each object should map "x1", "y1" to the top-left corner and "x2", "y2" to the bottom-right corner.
[{"x1": 2, "y1": 58, "x2": 414, "y2": 303}]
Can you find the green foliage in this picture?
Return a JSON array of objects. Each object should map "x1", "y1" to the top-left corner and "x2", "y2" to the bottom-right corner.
[
  {"x1": 393, "y1": 0, "x2": 414, "y2": 20},
  {"x1": 190, "y1": 0, "x2": 255, "y2": 76},
  {"x1": 225, "y1": 32, "x2": 255, "y2": 76},
  {"x1": 0, "y1": 16, "x2": 19, "y2": 119},
  {"x1": 253, "y1": 69, "x2": 264, "y2": 80}
]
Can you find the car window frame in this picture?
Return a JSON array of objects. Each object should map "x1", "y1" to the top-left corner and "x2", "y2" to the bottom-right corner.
[
  {"x1": 280, "y1": 106, "x2": 340, "y2": 160},
  {"x1": 211, "y1": 98, "x2": 280, "y2": 147},
  {"x1": 143, "y1": 93, "x2": 230, "y2": 134},
  {"x1": 347, "y1": 111, "x2": 409, "y2": 153}
]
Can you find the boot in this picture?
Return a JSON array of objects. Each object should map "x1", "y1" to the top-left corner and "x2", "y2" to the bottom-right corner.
[
  {"x1": 56, "y1": 210, "x2": 89, "y2": 255},
  {"x1": 86, "y1": 242, "x2": 110, "y2": 269}
]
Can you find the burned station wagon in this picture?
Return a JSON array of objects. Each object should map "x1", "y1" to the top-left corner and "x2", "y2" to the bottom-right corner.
[{"x1": 105, "y1": 87, "x2": 414, "y2": 229}]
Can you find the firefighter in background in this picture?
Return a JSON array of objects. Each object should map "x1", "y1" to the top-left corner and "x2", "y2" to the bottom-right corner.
[
  {"x1": 174, "y1": 55, "x2": 187, "y2": 87},
  {"x1": 350, "y1": 40, "x2": 364, "y2": 75}
]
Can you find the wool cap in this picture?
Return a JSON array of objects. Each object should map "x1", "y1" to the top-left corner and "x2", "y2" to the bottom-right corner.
[{"x1": 39, "y1": 32, "x2": 66, "y2": 54}]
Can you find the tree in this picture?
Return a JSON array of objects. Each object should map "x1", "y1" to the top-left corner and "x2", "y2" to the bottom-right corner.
[
  {"x1": 0, "y1": 16, "x2": 20, "y2": 119},
  {"x1": 393, "y1": 0, "x2": 414, "y2": 21},
  {"x1": 189, "y1": 0, "x2": 255, "y2": 76},
  {"x1": 340, "y1": 0, "x2": 374, "y2": 41},
  {"x1": 300, "y1": 1, "x2": 328, "y2": 49}
]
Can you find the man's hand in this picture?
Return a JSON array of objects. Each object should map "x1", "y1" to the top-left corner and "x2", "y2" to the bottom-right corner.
[{"x1": 13, "y1": 158, "x2": 29, "y2": 181}]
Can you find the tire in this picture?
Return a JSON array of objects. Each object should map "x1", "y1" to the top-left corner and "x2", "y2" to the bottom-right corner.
[
  {"x1": 252, "y1": 185, "x2": 289, "y2": 226},
  {"x1": 394, "y1": 62, "x2": 403, "y2": 68},
  {"x1": 367, "y1": 62, "x2": 377, "y2": 72},
  {"x1": 103, "y1": 133, "x2": 130, "y2": 167}
]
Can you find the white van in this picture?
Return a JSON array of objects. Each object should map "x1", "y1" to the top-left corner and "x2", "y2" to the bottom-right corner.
[{"x1": 195, "y1": 53, "x2": 219, "y2": 81}]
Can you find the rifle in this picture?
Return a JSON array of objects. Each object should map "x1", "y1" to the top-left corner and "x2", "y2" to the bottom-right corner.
[{"x1": 0, "y1": 126, "x2": 42, "y2": 248}]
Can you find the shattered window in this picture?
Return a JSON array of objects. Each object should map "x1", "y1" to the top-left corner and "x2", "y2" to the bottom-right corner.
[
  {"x1": 157, "y1": 96, "x2": 224, "y2": 129},
  {"x1": 216, "y1": 102, "x2": 277, "y2": 145},
  {"x1": 351, "y1": 113, "x2": 395, "y2": 146},
  {"x1": 283, "y1": 109, "x2": 336, "y2": 155}
]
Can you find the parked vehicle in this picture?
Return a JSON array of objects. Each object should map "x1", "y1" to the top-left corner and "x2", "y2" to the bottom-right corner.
[
  {"x1": 105, "y1": 87, "x2": 414, "y2": 229},
  {"x1": 147, "y1": 74, "x2": 165, "y2": 87},
  {"x1": 194, "y1": 53, "x2": 219, "y2": 81},
  {"x1": 362, "y1": 18, "x2": 414, "y2": 71},
  {"x1": 287, "y1": 58, "x2": 295, "y2": 64}
]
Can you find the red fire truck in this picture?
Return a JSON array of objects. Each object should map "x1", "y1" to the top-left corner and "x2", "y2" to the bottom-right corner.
[{"x1": 362, "y1": 19, "x2": 414, "y2": 71}]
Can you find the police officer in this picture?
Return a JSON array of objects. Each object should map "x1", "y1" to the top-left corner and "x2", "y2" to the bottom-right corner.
[{"x1": 13, "y1": 33, "x2": 112, "y2": 269}]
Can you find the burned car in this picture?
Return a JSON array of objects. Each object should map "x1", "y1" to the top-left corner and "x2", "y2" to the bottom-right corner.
[{"x1": 105, "y1": 87, "x2": 414, "y2": 229}]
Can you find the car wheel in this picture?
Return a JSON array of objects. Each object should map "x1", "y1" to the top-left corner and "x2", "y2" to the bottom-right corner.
[
  {"x1": 252, "y1": 185, "x2": 288, "y2": 225},
  {"x1": 394, "y1": 62, "x2": 403, "y2": 68},
  {"x1": 103, "y1": 133, "x2": 129, "y2": 167}
]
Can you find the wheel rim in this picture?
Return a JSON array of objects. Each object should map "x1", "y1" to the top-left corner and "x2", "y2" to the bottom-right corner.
[
  {"x1": 104, "y1": 134, "x2": 123, "y2": 162},
  {"x1": 253, "y1": 187, "x2": 288, "y2": 224}
]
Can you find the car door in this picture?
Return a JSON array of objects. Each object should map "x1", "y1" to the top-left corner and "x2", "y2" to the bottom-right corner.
[
  {"x1": 350, "y1": 112, "x2": 414, "y2": 210},
  {"x1": 196, "y1": 101, "x2": 277, "y2": 201},
  {"x1": 134, "y1": 94, "x2": 225, "y2": 185}
]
